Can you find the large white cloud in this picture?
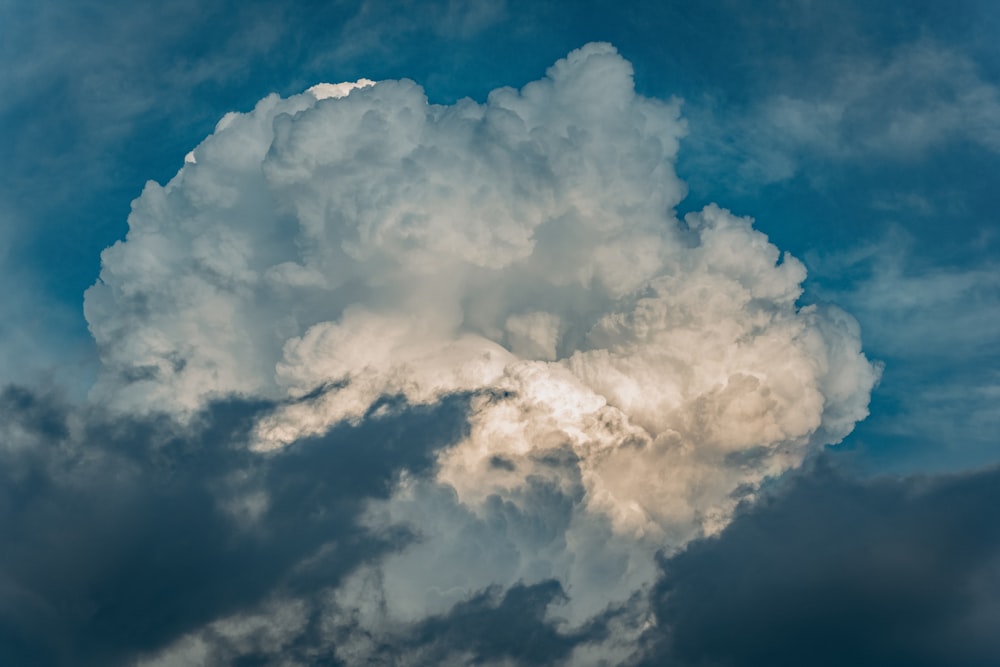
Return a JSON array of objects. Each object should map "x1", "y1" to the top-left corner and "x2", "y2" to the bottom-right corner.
[{"x1": 86, "y1": 43, "x2": 879, "y2": 664}]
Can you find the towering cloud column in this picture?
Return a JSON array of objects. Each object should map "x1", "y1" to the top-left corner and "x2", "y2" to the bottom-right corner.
[{"x1": 86, "y1": 43, "x2": 879, "y2": 663}]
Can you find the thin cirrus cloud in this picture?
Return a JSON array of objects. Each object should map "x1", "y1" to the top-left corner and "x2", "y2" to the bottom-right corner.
[
  {"x1": 73, "y1": 43, "x2": 880, "y2": 664},
  {"x1": 684, "y1": 40, "x2": 1000, "y2": 186},
  {"x1": 806, "y1": 231, "x2": 1000, "y2": 472}
]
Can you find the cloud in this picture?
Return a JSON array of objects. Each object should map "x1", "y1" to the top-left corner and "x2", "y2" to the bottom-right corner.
[
  {"x1": 639, "y1": 460, "x2": 1000, "y2": 667},
  {"x1": 0, "y1": 384, "x2": 471, "y2": 666},
  {"x1": 0, "y1": 0, "x2": 290, "y2": 200},
  {"x1": 76, "y1": 43, "x2": 878, "y2": 662},
  {"x1": 685, "y1": 40, "x2": 1000, "y2": 185},
  {"x1": 331, "y1": 0, "x2": 507, "y2": 60},
  {"x1": 813, "y1": 236, "x2": 1000, "y2": 362},
  {"x1": 807, "y1": 231, "x2": 1000, "y2": 471},
  {"x1": 766, "y1": 42, "x2": 1000, "y2": 155}
]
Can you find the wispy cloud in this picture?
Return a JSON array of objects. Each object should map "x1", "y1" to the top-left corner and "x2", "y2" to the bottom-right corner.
[
  {"x1": 685, "y1": 41, "x2": 1000, "y2": 185},
  {"x1": 809, "y1": 230, "x2": 1000, "y2": 470}
]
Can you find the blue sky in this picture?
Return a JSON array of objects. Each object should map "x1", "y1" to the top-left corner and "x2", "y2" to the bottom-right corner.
[{"x1": 2, "y1": 1, "x2": 999, "y2": 664}]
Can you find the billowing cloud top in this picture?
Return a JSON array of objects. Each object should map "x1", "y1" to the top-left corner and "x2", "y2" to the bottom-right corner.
[{"x1": 84, "y1": 43, "x2": 879, "y2": 663}]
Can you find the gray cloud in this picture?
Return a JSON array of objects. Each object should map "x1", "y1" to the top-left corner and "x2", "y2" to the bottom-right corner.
[
  {"x1": 639, "y1": 460, "x2": 1000, "y2": 667},
  {"x1": 6, "y1": 378, "x2": 995, "y2": 667},
  {"x1": 0, "y1": 384, "x2": 472, "y2": 666}
]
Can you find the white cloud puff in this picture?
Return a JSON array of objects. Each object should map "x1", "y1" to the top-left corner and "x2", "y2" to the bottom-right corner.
[{"x1": 87, "y1": 43, "x2": 879, "y2": 661}]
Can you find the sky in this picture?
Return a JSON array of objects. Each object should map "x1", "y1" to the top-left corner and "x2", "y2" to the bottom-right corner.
[{"x1": 1, "y1": 1, "x2": 998, "y2": 665}]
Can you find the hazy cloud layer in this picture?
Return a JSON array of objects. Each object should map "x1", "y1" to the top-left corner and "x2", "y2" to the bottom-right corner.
[{"x1": 77, "y1": 44, "x2": 880, "y2": 662}]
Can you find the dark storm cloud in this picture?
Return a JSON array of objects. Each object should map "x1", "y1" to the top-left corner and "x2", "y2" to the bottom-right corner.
[
  {"x1": 197, "y1": 580, "x2": 611, "y2": 667},
  {"x1": 403, "y1": 580, "x2": 603, "y2": 665},
  {"x1": 639, "y1": 460, "x2": 1000, "y2": 667},
  {"x1": 0, "y1": 385, "x2": 472, "y2": 666},
  {"x1": 192, "y1": 530, "x2": 610, "y2": 666}
]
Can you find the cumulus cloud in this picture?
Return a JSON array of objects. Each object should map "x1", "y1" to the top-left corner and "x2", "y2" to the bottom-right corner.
[{"x1": 81, "y1": 43, "x2": 878, "y2": 663}]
